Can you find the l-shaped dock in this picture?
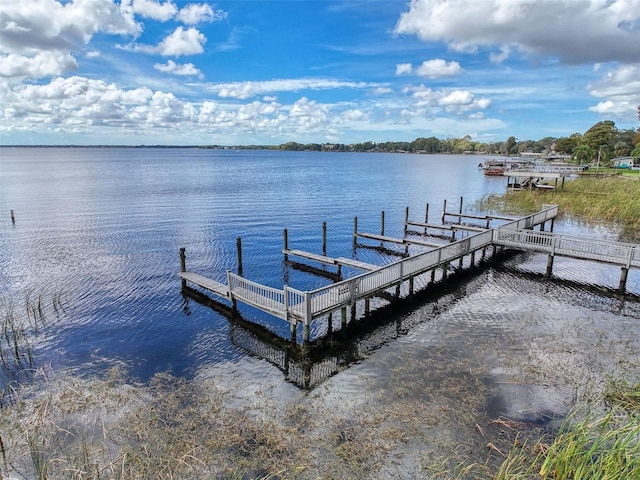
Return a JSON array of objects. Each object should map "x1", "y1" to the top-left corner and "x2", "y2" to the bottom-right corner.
[{"x1": 180, "y1": 202, "x2": 639, "y2": 343}]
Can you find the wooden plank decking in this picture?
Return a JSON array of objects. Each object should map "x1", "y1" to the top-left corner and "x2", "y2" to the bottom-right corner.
[
  {"x1": 284, "y1": 249, "x2": 379, "y2": 271},
  {"x1": 179, "y1": 204, "x2": 636, "y2": 344},
  {"x1": 179, "y1": 272, "x2": 229, "y2": 298}
]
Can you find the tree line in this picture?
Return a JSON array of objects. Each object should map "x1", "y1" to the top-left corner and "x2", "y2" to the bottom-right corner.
[{"x1": 218, "y1": 120, "x2": 640, "y2": 165}]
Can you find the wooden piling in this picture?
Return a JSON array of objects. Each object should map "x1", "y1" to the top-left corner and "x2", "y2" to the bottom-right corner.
[
  {"x1": 353, "y1": 216, "x2": 358, "y2": 246},
  {"x1": 290, "y1": 321, "x2": 296, "y2": 340},
  {"x1": 619, "y1": 267, "x2": 629, "y2": 294},
  {"x1": 322, "y1": 221, "x2": 327, "y2": 256},
  {"x1": 364, "y1": 298, "x2": 370, "y2": 316},
  {"x1": 380, "y1": 210, "x2": 385, "y2": 236},
  {"x1": 424, "y1": 203, "x2": 429, "y2": 234},
  {"x1": 404, "y1": 206, "x2": 409, "y2": 235},
  {"x1": 179, "y1": 248, "x2": 187, "y2": 288},
  {"x1": 458, "y1": 196, "x2": 463, "y2": 223},
  {"x1": 303, "y1": 323, "x2": 310, "y2": 343},
  {"x1": 341, "y1": 307, "x2": 347, "y2": 328},
  {"x1": 283, "y1": 228, "x2": 289, "y2": 261},
  {"x1": 441, "y1": 199, "x2": 447, "y2": 222},
  {"x1": 10, "y1": 209, "x2": 15, "y2": 224},
  {"x1": 236, "y1": 237, "x2": 243, "y2": 276},
  {"x1": 545, "y1": 254, "x2": 554, "y2": 278}
]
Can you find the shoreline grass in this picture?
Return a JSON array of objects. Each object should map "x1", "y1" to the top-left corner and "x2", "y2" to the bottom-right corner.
[{"x1": 479, "y1": 175, "x2": 640, "y2": 241}]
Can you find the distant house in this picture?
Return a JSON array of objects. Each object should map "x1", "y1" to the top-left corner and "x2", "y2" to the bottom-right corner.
[{"x1": 613, "y1": 156, "x2": 636, "y2": 169}]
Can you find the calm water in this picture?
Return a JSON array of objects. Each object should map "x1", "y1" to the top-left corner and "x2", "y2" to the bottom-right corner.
[{"x1": 1, "y1": 147, "x2": 638, "y2": 388}]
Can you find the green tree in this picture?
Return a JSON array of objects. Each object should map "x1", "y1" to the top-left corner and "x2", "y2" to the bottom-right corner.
[
  {"x1": 504, "y1": 136, "x2": 517, "y2": 156},
  {"x1": 573, "y1": 143, "x2": 593, "y2": 164},
  {"x1": 614, "y1": 141, "x2": 630, "y2": 157},
  {"x1": 554, "y1": 136, "x2": 578, "y2": 155},
  {"x1": 631, "y1": 143, "x2": 640, "y2": 159},
  {"x1": 583, "y1": 120, "x2": 616, "y2": 157}
]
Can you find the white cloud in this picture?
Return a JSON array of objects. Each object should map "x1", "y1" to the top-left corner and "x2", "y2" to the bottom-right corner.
[
  {"x1": 177, "y1": 3, "x2": 227, "y2": 25},
  {"x1": 132, "y1": 0, "x2": 177, "y2": 22},
  {"x1": 396, "y1": 63, "x2": 413, "y2": 75},
  {"x1": 342, "y1": 109, "x2": 368, "y2": 122},
  {"x1": 489, "y1": 45, "x2": 511, "y2": 64},
  {"x1": 210, "y1": 78, "x2": 383, "y2": 100},
  {"x1": 154, "y1": 60, "x2": 203, "y2": 78},
  {"x1": 395, "y1": 0, "x2": 640, "y2": 64},
  {"x1": 0, "y1": 0, "x2": 141, "y2": 54},
  {"x1": 0, "y1": 0, "x2": 140, "y2": 80},
  {"x1": 157, "y1": 27, "x2": 206, "y2": 56},
  {"x1": 410, "y1": 86, "x2": 492, "y2": 114},
  {"x1": 587, "y1": 64, "x2": 640, "y2": 120},
  {"x1": 0, "y1": 52, "x2": 78, "y2": 80},
  {"x1": 415, "y1": 59, "x2": 462, "y2": 78}
]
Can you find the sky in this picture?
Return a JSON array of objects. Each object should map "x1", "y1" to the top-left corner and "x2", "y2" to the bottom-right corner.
[{"x1": 1, "y1": 0, "x2": 639, "y2": 146}]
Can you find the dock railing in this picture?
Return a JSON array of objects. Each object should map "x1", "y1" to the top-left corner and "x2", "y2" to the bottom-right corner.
[
  {"x1": 188, "y1": 205, "x2": 561, "y2": 329},
  {"x1": 494, "y1": 228, "x2": 640, "y2": 268}
]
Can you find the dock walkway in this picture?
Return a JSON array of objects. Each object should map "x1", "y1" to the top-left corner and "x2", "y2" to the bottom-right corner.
[{"x1": 180, "y1": 205, "x2": 593, "y2": 342}]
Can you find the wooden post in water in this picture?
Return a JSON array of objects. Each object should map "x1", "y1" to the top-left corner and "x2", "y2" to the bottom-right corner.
[
  {"x1": 424, "y1": 203, "x2": 429, "y2": 234},
  {"x1": 458, "y1": 196, "x2": 463, "y2": 224},
  {"x1": 10, "y1": 209, "x2": 15, "y2": 224},
  {"x1": 179, "y1": 248, "x2": 187, "y2": 288},
  {"x1": 353, "y1": 216, "x2": 358, "y2": 247},
  {"x1": 364, "y1": 298, "x2": 370, "y2": 316},
  {"x1": 409, "y1": 277, "x2": 414, "y2": 296},
  {"x1": 441, "y1": 199, "x2": 447, "y2": 223},
  {"x1": 303, "y1": 323, "x2": 310, "y2": 343},
  {"x1": 619, "y1": 267, "x2": 629, "y2": 294},
  {"x1": 283, "y1": 228, "x2": 289, "y2": 261},
  {"x1": 236, "y1": 237, "x2": 243, "y2": 276},
  {"x1": 290, "y1": 321, "x2": 296, "y2": 340},
  {"x1": 322, "y1": 221, "x2": 327, "y2": 256},
  {"x1": 341, "y1": 307, "x2": 347, "y2": 328},
  {"x1": 381, "y1": 210, "x2": 385, "y2": 236},
  {"x1": 545, "y1": 254, "x2": 554, "y2": 278},
  {"x1": 327, "y1": 312, "x2": 333, "y2": 333},
  {"x1": 404, "y1": 206, "x2": 409, "y2": 236}
]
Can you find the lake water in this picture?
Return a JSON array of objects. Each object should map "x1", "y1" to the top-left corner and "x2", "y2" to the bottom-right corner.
[
  {"x1": 1, "y1": 148, "x2": 509, "y2": 378},
  {"x1": 3, "y1": 147, "x2": 640, "y2": 475}
]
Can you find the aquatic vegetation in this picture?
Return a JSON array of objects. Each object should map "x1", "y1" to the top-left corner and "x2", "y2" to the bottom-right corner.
[
  {"x1": 479, "y1": 176, "x2": 640, "y2": 240},
  {"x1": 1, "y1": 291, "x2": 64, "y2": 399}
]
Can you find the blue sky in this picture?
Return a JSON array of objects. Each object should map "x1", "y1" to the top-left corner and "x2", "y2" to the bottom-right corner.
[{"x1": 1, "y1": 0, "x2": 639, "y2": 146}]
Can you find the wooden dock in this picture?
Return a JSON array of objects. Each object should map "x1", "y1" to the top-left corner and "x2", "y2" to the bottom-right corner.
[{"x1": 179, "y1": 204, "x2": 571, "y2": 343}]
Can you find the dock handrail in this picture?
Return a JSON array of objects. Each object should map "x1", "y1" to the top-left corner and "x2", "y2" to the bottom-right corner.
[
  {"x1": 183, "y1": 204, "x2": 561, "y2": 330},
  {"x1": 494, "y1": 227, "x2": 640, "y2": 268}
]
